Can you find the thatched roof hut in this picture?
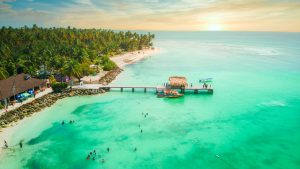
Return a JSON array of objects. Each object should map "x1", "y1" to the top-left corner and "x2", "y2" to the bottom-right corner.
[{"x1": 168, "y1": 76, "x2": 188, "y2": 88}]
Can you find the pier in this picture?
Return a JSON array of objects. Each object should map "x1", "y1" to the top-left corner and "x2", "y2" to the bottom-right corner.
[{"x1": 99, "y1": 85, "x2": 213, "y2": 94}]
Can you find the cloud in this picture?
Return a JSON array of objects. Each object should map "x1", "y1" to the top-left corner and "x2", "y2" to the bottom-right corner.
[
  {"x1": 0, "y1": 0, "x2": 299, "y2": 32},
  {"x1": 0, "y1": 0, "x2": 15, "y2": 12}
]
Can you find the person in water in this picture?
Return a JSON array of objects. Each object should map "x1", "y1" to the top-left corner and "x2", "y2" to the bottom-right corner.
[
  {"x1": 69, "y1": 120, "x2": 72, "y2": 124},
  {"x1": 19, "y1": 141, "x2": 23, "y2": 148},
  {"x1": 61, "y1": 121, "x2": 65, "y2": 125},
  {"x1": 101, "y1": 159, "x2": 105, "y2": 163},
  {"x1": 107, "y1": 147, "x2": 110, "y2": 152},
  {"x1": 86, "y1": 155, "x2": 90, "y2": 160},
  {"x1": 4, "y1": 140, "x2": 8, "y2": 148},
  {"x1": 140, "y1": 129, "x2": 143, "y2": 133},
  {"x1": 134, "y1": 147, "x2": 137, "y2": 152}
]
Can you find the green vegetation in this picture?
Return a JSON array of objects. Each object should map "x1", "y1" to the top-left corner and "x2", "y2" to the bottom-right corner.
[
  {"x1": 101, "y1": 56, "x2": 117, "y2": 71},
  {"x1": 0, "y1": 24, "x2": 154, "y2": 80},
  {"x1": 51, "y1": 82, "x2": 68, "y2": 92}
]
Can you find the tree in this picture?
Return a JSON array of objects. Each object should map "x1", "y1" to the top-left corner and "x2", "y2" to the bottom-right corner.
[{"x1": 0, "y1": 25, "x2": 155, "y2": 78}]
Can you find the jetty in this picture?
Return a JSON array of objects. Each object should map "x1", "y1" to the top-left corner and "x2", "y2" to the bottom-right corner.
[
  {"x1": 74, "y1": 76, "x2": 213, "y2": 94},
  {"x1": 99, "y1": 85, "x2": 213, "y2": 94}
]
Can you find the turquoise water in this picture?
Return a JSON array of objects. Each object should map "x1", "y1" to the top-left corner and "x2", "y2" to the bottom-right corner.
[{"x1": 1, "y1": 32, "x2": 300, "y2": 169}]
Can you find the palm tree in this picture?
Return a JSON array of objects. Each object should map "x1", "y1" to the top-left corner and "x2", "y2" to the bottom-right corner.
[{"x1": 63, "y1": 60, "x2": 82, "y2": 82}]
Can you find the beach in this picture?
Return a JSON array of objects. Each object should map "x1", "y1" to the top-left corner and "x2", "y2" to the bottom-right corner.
[{"x1": 110, "y1": 48, "x2": 159, "y2": 68}]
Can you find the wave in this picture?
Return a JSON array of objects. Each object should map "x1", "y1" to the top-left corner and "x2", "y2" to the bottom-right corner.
[{"x1": 259, "y1": 100, "x2": 286, "y2": 107}]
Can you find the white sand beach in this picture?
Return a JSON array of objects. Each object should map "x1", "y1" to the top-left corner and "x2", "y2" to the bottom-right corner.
[
  {"x1": 111, "y1": 48, "x2": 159, "y2": 68},
  {"x1": 80, "y1": 47, "x2": 158, "y2": 84}
]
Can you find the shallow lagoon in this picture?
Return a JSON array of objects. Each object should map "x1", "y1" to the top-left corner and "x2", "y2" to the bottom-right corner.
[{"x1": 1, "y1": 32, "x2": 300, "y2": 169}]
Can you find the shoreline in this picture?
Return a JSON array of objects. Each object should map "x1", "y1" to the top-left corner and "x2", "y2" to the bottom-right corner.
[
  {"x1": 111, "y1": 48, "x2": 158, "y2": 69},
  {"x1": 0, "y1": 47, "x2": 158, "y2": 157}
]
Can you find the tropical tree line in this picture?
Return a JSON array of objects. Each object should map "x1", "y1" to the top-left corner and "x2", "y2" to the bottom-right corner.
[{"x1": 0, "y1": 24, "x2": 155, "y2": 80}]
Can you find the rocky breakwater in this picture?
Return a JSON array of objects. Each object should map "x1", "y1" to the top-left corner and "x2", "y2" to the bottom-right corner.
[
  {"x1": 0, "y1": 66, "x2": 123, "y2": 129},
  {"x1": 99, "y1": 67, "x2": 123, "y2": 85},
  {"x1": 0, "y1": 88, "x2": 107, "y2": 128}
]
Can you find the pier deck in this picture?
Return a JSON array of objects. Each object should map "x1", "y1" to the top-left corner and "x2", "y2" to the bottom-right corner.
[{"x1": 99, "y1": 85, "x2": 213, "y2": 94}]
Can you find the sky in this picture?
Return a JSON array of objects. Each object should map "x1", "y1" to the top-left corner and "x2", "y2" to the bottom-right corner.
[{"x1": 0, "y1": 0, "x2": 300, "y2": 32}]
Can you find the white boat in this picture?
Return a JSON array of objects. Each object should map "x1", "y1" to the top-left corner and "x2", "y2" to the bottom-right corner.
[{"x1": 199, "y1": 78, "x2": 213, "y2": 83}]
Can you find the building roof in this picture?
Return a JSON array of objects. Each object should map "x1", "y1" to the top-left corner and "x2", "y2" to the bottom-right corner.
[
  {"x1": 0, "y1": 73, "x2": 45, "y2": 100},
  {"x1": 168, "y1": 76, "x2": 188, "y2": 88}
]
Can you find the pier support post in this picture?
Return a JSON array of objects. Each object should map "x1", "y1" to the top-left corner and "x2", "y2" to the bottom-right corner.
[
  {"x1": 132, "y1": 88, "x2": 135, "y2": 92},
  {"x1": 181, "y1": 88, "x2": 185, "y2": 94},
  {"x1": 121, "y1": 88, "x2": 123, "y2": 92},
  {"x1": 144, "y1": 88, "x2": 147, "y2": 93}
]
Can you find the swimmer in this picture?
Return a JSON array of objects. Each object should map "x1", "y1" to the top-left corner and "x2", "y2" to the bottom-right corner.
[
  {"x1": 90, "y1": 152, "x2": 93, "y2": 155},
  {"x1": 101, "y1": 159, "x2": 105, "y2": 163},
  {"x1": 86, "y1": 155, "x2": 90, "y2": 160},
  {"x1": 61, "y1": 121, "x2": 65, "y2": 125},
  {"x1": 19, "y1": 141, "x2": 23, "y2": 148},
  {"x1": 134, "y1": 147, "x2": 137, "y2": 152},
  {"x1": 92, "y1": 157, "x2": 95, "y2": 160},
  {"x1": 93, "y1": 150, "x2": 96, "y2": 154},
  {"x1": 140, "y1": 129, "x2": 143, "y2": 133},
  {"x1": 69, "y1": 120, "x2": 72, "y2": 124},
  {"x1": 107, "y1": 147, "x2": 110, "y2": 152}
]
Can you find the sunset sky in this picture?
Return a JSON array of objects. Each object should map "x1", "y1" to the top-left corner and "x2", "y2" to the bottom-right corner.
[{"x1": 0, "y1": 0, "x2": 300, "y2": 32}]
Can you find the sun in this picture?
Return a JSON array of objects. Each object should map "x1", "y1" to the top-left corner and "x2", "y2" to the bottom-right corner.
[{"x1": 207, "y1": 24, "x2": 223, "y2": 31}]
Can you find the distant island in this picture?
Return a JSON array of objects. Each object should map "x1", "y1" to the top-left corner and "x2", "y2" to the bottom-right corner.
[{"x1": 0, "y1": 24, "x2": 155, "y2": 81}]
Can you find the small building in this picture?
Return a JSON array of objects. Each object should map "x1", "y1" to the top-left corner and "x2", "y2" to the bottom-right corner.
[
  {"x1": 54, "y1": 74, "x2": 70, "y2": 83},
  {"x1": 168, "y1": 76, "x2": 188, "y2": 89},
  {"x1": 0, "y1": 73, "x2": 46, "y2": 106}
]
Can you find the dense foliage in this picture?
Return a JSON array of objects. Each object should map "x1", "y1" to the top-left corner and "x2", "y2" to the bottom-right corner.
[
  {"x1": 0, "y1": 25, "x2": 154, "y2": 80},
  {"x1": 51, "y1": 82, "x2": 68, "y2": 92}
]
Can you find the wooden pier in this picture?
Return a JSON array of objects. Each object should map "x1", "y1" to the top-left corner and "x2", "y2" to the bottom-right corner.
[{"x1": 99, "y1": 86, "x2": 213, "y2": 94}]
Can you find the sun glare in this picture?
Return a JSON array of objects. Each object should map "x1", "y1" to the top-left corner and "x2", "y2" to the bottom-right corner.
[{"x1": 207, "y1": 24, "x2": 223, "y2": 31}]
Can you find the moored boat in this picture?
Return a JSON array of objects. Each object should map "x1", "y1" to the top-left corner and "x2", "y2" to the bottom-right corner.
[{"x1": 157, "y1": 89, "x2": 183, "y2": 98}]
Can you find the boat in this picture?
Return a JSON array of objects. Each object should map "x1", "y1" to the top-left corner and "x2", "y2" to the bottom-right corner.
[
  {"x1": 157, "y1": 89, "x2": 183, "y2": 98},
  {"x1": 199, "y1": 78, "x2": 213, "y2": 83}
]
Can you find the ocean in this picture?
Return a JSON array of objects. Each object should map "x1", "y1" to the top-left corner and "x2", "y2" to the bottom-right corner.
[{"x1": 1, "y1": 31, "x2": 300, "y2": 169}]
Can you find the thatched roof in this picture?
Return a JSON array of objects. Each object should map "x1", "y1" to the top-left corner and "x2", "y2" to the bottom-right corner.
[
  {"x1": 0, "y1": 73, "x2": 45, "y2": 100},
  {"x1": 168, "y1": 76, "x2": 188, "y2": 88}
]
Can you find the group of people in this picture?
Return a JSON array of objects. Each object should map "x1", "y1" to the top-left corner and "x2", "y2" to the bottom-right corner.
[
  {"x1": 140, "y1": 112, "x2": 149, "y2": 133},
  {"x1": 85, "y1": 112, "x2": 146, "y2": 164},
  {"x1": 202, "y1": 82, "x2": 211, "y2": 89},
  {"x1": 86, "y1": 148, "x2": 110, "y2": 163},
  {"x1": 61, "y1": 120, "x2": 75, "y2": 125},
  {"x1": 3, "y1": 140, "x2": 23, "y2": 149}
]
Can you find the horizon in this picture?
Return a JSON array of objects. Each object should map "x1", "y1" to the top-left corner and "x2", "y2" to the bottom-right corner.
[
  {"x1": 2, "y1": 25, "x2": 300, "y2": 33},
  {"x1": 1, "y1": 0, "x2": 300, "y2": 32}
]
